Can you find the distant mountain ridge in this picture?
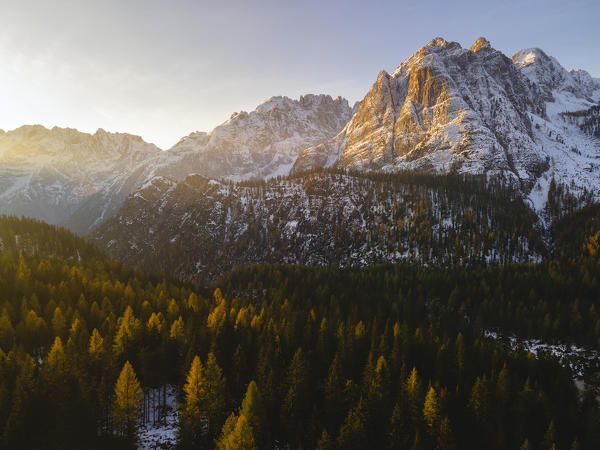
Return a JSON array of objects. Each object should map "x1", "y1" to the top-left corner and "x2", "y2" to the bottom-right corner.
[
  {"x1": 0, "y1": 94, "x2": 352, "y2": 233},
  {"x1": 162, "y1": 94, "x2": 353, "y2": 181},
  {"x1": 0, "y1": 125, "x2": 161, "y2": 234},
  {"x1": 1, "y1": 37, "x2": 599, "y2": 234}
]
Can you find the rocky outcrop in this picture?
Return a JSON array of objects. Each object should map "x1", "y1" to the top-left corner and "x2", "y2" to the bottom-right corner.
[
  {"x1": 0, "y1": 94, "x2": 352, "y2": 233},
  {"x1": 162, "y1": 94, "x2": 353, "y2": 181},
  {"x1": 293, "y1": 37, "x2": 550, "y2": 189}
]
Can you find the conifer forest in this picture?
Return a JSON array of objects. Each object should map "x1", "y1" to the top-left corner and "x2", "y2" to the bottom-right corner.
[{"x1": 0, "y1": 210, "x2": 599, "y2": 449}]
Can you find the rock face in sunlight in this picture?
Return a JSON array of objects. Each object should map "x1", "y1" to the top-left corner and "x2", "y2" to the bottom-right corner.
[
  {"x1": 2, "y1": 37, "x2": 599, "y2": 234},
  {"x1": 160, "y1": 94, "x2": 353, "y2": 181},
  {"x1": 0, "y1": 96, "x2": 352, "y2": 233},
  {"x1": 292, "y1": 37, "x2": 600, "y2": 213},
  {"x1": 0, "y1": 126, "x2": 161, "y2": 234}
]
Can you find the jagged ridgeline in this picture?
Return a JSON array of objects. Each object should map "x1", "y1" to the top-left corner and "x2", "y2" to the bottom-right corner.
[{"x1": 91, "y1": 169, "x2": 545, "y2": 282}]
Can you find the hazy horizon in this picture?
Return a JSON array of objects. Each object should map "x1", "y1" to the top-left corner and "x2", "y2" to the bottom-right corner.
[{"x1": 1, "y1": 0, "x2": 599, "y2": 149}]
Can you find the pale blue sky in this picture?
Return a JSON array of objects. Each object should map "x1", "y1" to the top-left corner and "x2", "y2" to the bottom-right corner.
[{"x1": 1, "y1": 0, "x2": 598, "y2": 148}]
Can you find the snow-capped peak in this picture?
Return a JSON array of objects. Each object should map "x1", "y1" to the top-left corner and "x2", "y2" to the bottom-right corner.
[
  {"x1": 512, "y1": 48, "x2": 599, "y2": 102},
  {"x1": 161, "y1": 93, "x2": 352, "y2": 182},
  {"x1": 470, "y1": 36, "x2": 492, "y2": 52},
  {"x1": 293, "y1": 36, "x2": 600, "y2": 217},
  {"x1": 0, "y1": 125, "x2": 163, "y2": 233}
]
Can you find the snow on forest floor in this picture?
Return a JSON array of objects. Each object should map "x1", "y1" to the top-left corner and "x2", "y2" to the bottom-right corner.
[
  {"x1": 484, "y1": 330, "x2": 599, "y2": 378},
  {"x1": 138, "y1": 386, "x2": 179, "y2": 450}
]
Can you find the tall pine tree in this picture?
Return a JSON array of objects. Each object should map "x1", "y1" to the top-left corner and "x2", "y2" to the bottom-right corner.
[{"x1": 113, "y1": 361, "x2": 142, "y2": 444}]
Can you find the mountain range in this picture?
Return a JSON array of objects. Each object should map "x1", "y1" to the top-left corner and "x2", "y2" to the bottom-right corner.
[
  {"x1": 0, "y1": 94, "x2": 353, "y2": 234},
  {"x1": 1, "y1": 37, "x2": 599, "y2": 273},
  {"x1": 293, "y1": 38, "x2": 600, "y2": 211}
]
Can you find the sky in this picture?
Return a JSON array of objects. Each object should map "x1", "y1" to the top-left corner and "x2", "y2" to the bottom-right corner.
[{"x1": 1, "y1": 0, "x2": 598, "y2": 149}]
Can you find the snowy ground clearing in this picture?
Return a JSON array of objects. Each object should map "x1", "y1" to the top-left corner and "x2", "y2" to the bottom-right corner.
[
  {"x1": 138, "y1": 385, "x2": 178, "y2": 450},
  {"x1": 484, "y1": 330, "x2": 599, "y2": 378}
]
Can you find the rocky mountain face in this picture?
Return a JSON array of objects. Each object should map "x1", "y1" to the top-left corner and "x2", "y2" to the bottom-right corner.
[
  {"x1": 292, "y1": 38, "x2": 600, "y2": 214},
  {"x1": 91, "y1": 170, "x2": 544, "y2": 282},
  {"x1": 0, "y1": 126, "x2": 161, "y2": 234},
  {"x1": 2, "y1": 37, "x2": 599, "y2": 239},
  {"x1": 511, "y1": 47, "x2": 600, "y2": 213},
  {"x1": 159, "y1": 94, "x2": 353, "y2": 181},
  {"x1": 0, "y1": 95, "x2": 352, "y2": 233},
  {"x1": 512, "y1": 48, "x2": 600, "y2": 102}
]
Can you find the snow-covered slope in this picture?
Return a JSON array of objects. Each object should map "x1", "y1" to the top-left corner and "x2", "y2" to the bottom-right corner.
[
  {"x1": 159, "y1": 94, "x2": 353, "y2": 181},
  {"x1": 92, "y1": 171, "x2": 543, "y2": 281},
  {"x1": 512, "y1": 48, "x2": 600, "y2": 213},
  {"x1": 0, "y1": 126, "x2": 161, "y2": 234},
  {"x1": 2, "y1": 38, "x2": 599, "y2": 235},
  {"x1": 292, "y1": 37, "x2": 600, "y2": 215},
  {"x1": 513, "y1": 48, "x2": 600, "y2": 102},
  {"x1": 0, "y1": 94, "x2": 351, "y2": 233}
]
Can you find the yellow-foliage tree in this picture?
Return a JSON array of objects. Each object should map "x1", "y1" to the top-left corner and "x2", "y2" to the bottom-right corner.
[
  {"x1": 88, "y1": 328, "x2": 104, "y2": 359},
  {"x1": 113, "y1": 360, "x2": 142, "y2": 442},
  {"x1": 216, "y1": 380, "x2": 264, "y2": 450},
  {"x1": 423, "y1": 386, "x2": 440, "y2": 429},
  {"x1": 113, "y1": 306, "x2": 141, "y2": 356},
  {"x1": 180, "y1": 353, "x2": 229, "y2": 446}
]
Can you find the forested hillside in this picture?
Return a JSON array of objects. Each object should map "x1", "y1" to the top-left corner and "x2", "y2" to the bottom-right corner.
[
  {"x1": 0, "y1": 217, "x2": 196, "y2": 449},
  {"x1": 551, "y1": 203, "x2": 600, "y2": 260},
  {"x1": 92, "y1": 170, "x2": 547, "y2": 282},
  {"x1": 0, "y1": 217, "x2": 599, "y2": 449}
]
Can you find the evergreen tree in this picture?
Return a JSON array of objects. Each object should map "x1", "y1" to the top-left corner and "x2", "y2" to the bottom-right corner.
[
  {"x1": 437, "y1": 416, "x2": 455, "y2": 450},
  {"x1": 496, "y1": 363, "x2": 510, "y2": 404},
  {"x1": 3, "y1": 358, "x2": 36, "y2": 450},
  {"x1": 51, "y1": 307, "x2": 67, "y2": 338},
  {"x1": 216, "y1": 414, "x2": 258, "y2": 450},
  {"x1": 316, "y1": 429, "x2": 335, "y2": 450},
  {"x1": 543, "y1": 419, "x2": 557, "y2": 450},
  {"x1": 388, "y1": 402, "x2": 410, "y2": 449},
  {"x1": 113, "y1": 361, "x2": 142, "y2": 444},
  {"x1": 0, "y1": 311, "x2": 15, "y2": 350},
  {"x1": 404, "y1": 367, "x2": 423, "y2": 425},
  {"x1": 468, "y1": 375, "x2": 489, "y2": 421},
  {"x1": 520, "y1": 438, "x2": 531, "y2": 450},
  {"x1": 323, "y1": 352, "x2": 346, "y2": 430},
  {"x1": 45, "y1": 336, "x2": 67, "y2": 377},
  {"x1": 113, "y1": 307, "x2": 141, "y2": 358},
  {"x1": 203, "y1": 353, "x2": 229, "y2": 437},
  {"x1": 216, "y1": 381, "x2": 264, "y2": 450},
  {"x1": 281, "y1": 347, "x2": 310, "y2": 446},
  {"x1": 88, "y1": 328, "x2": 104, "y2": 359},
  {"x1": 337, "y1": 398, "x2": 368, "y2": 450},
  {"x1": 365, "y1": 355, "x2": 392, "y2": 446},
  {"x1": 423, "y1": 385, "x2": 440, "y2": 431},
  {"x1": 170, "y1": 316, "x2": 185, "y2": 342},
  {"x1": 179, "y1": 355, "x2": 205, "y2": 447},
  {"x1": 239, "y1": 380, "x2": 267, "y2": 448}
]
